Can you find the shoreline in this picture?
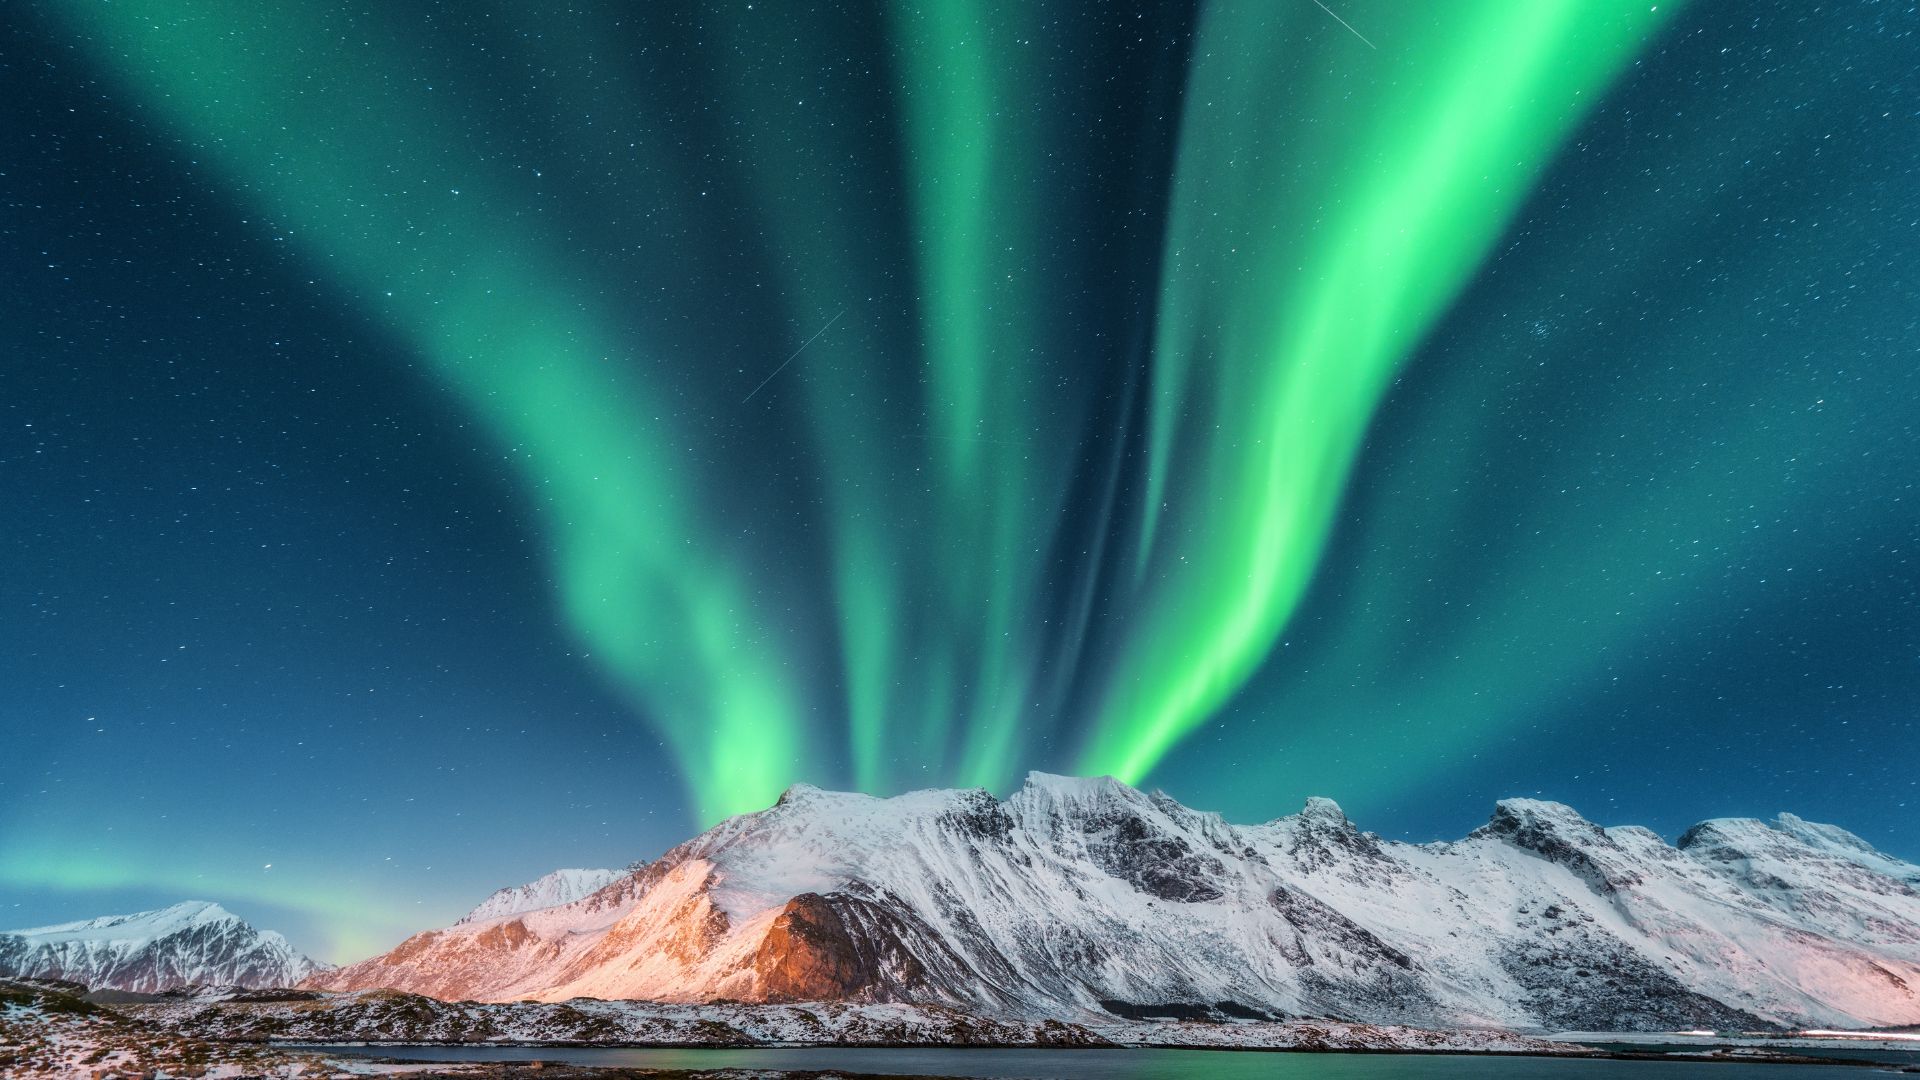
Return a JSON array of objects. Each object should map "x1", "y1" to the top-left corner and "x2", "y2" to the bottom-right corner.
[
  {"x1": 10, "y1": 982, "x2": 1911, "y2": 1079},
  {"x1": 113, "y1": 986, "x2": 1920, "y2": 1069},
  {"x1": 288, "y1": 1037, "x2": 1909, "y2": 1070}
]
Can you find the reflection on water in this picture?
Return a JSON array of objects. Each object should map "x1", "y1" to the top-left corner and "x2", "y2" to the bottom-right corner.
[{"x1": 308, "y1": 1044, "x2": 1888, "y2": 1078}]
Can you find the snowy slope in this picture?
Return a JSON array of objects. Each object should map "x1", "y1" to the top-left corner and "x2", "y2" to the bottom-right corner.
[
  {"x1": 456, "y1": 867, "x2": 625, "y2": 925},
  {"x1": 0, "y1": 901, "x2": 328, "y2": 992},
  {"x1": 309, "y1": 775, "x2": 1920, "y2": 1030}
]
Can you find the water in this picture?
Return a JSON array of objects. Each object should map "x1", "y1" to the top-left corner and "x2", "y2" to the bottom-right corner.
[{"x1": 304, "y1": 1044, "x2": 1891, "y2": 1078}]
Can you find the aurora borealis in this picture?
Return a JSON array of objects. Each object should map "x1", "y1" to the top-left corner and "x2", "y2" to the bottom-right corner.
[{"x1": 3, "y1": 0, "x2": 1916, "y2": 960}]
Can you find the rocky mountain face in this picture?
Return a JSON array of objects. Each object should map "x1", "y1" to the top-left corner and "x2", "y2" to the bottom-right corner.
[
  {"x1": 0, "y1": 902, "x2": 328, "y2": 992},
  {"x1": 456, "y1": 867, "x2": 627, "y2": 925},
  {"x1": 308, "y1": 775, "x2": 1920, "y2": 1031}
]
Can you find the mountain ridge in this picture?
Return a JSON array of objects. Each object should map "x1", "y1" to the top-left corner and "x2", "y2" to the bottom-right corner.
[
  {"x1": 456, "y1": 867, "x2": 627, "y2": 925},
  {"x1": 0, "y1": 901, "x2": 328, "y2": 993},
  {"x1": 308, "y1": 772, "x2": 1920, "y2": 1030}
]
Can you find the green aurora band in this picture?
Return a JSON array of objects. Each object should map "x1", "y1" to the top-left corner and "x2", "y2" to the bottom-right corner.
[
  {"x1": 1079, "y1": 0, "x2": 1679, "y2": 781},
  {"x1": 1196, "y1": 49, "x2": 1920, "y2": 815},
  {"x1": 42, "y1": 0, "x2": 1681, "y2": 820},
  {"x1": 42, "y1": 0, "x2": 816, "y2": 822}
]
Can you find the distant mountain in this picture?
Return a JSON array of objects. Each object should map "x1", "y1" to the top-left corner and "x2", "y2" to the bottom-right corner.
[
  {"x1": 308, "y1": 774, "x2": 1920, "y2": 1030},
  {"x1": 0, "y1": 901, "x2": 328, "y2": 992},
  {"x1": 457, "y1": 868, "x2": 627, "y2": 925}
]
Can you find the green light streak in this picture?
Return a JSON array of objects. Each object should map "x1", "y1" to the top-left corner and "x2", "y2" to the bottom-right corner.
[
  {"x1": 1083, "y1": 0, "x2": 1682, "y2": 782},
  {"x1": 707, "y1": 2, "x2": 1079, "y2": 795},
  {"x1": 41, "y1": 0, "x2": 1691, "y2": 829},
  {"x1": 1204, "y1": 130, "x2": 1920, "y2": 815},
  {"x1": 702, "y1": 7, "x2": 924, "y2": 797},
  {"x1": 889, "y1": 1, "x2": 997, "y2": 484},
  {"x1": 0, "y1": 838, "x2": 415, "y2": 962},
  {"x1": 46, "y1": 0, "x2": 810, "y2": 822},
  {"x1": 886, "y1": 0, "x2": 1058, "y2": 790}
]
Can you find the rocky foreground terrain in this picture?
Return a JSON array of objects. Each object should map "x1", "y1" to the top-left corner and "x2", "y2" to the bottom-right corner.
[
  {"x1": 2, "y1": 976, "x2": 1577, "y2": 1077},
  {"x1": 0, "y1": 978, "x2": 356, "y2": 1079},
  {"x1": 117, "y1": 985, "x2": 1571, "y2": 1052},
  {"x1": 14, "y1": 977, "x2": 1919, "y2": 1076}
]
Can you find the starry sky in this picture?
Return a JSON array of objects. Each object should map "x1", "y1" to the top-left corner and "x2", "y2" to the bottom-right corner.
[{"x1": 3, "y1": 0, "x2": 1916, "y2": 964}]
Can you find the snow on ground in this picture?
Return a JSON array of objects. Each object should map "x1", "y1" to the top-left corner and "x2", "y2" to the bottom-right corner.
[
  {"x1": 0, "y1": 981, "x2": 473, "y2": 1078},
  {"x1": 1554, "y1": 1028, "x2": 1920, "y2": 1052},
  {"x1": 118, "y1": 988, "x2": 1577, "y2": 1054},
  {"x1": 3, "y1": 980, "x2": 1583, "y2": 1078}
]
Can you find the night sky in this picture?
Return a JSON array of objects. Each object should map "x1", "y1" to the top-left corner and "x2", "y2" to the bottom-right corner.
[{"x1": 3, "y1": 0, "x2": 1916, "y2": 963}]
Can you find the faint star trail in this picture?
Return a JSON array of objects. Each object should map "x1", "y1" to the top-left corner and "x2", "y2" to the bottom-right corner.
[
  {"x1": 743, "y1": 307, "x2": 847, "y2": 403},
  {"x1": 1308, "y1": 0, "x2": 1376, "y2": 49}
]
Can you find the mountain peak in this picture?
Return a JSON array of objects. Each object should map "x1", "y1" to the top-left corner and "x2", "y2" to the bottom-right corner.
[
  {"x1": 1004, "y1": 772, "x2": 1145, "y2": 820},
  {"x1": 1019, "y1": 770, "x2": 1126, "y2": 796},
  {"x1": 1678, "y1": 814, "x2": 1920, "y2": 885},
  {"x1": 0, "y1": 901, "x2": 322, "y2": 993},
  {"x1": 1299, "y1": 796, "x2": 1350, "y2": 825},
  {"x1": 1474, "y1": 798, "x2": 1613, "y2": 844},
  {"x1": 1488, "y1": 797, "x2": 1594, "y2": 825},
  {"x1": 8, "y1": 900, "x2": 239, "y2": 940},
  {"x1": 1676, "y1": 816, "x2": 1778, "y2": 855},
  {"x1": 774, "y1": 781, "x2": 828, "y2": 805},
  {"x1": 160, "y1": 900, "x2": 235, "y2": 922},
  {"x1": 1471, "y1": 799, "x2": 1641, "y2": 893},
  {"x1": 1771, "y1": 812, "x2": 1876, "y2": 855},
  {"x1": 457, "y1": 868, "x2": 626, "y2": 925}
]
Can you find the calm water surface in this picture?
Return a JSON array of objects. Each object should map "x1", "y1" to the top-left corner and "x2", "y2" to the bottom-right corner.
[{"x1": 307, "y1": 1044, "x2": 1893, "y2": 1078}]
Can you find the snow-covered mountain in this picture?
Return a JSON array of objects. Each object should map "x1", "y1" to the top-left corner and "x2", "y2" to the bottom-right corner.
[
  {"x1": 0, "y1": 901, "x2": 328, "y2": 992},
  {"x1": 456, "y1": 868, "x2": 626, "y2": 925},
  {"x1": 308, "y1": 775, "x2": 1920, "y2": 1030}
]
